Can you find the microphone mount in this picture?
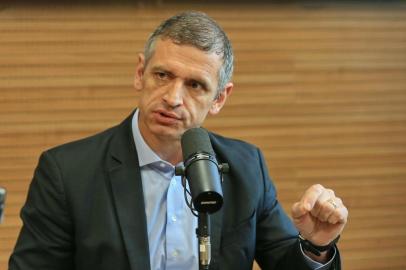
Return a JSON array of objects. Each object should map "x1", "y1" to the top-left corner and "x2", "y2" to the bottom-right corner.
[{"x1": 175, "y1": 153, "x2": 229, "y2": 179}]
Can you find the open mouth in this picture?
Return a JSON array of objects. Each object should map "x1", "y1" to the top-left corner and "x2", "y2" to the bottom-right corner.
[
  {"x1": 154, "y1": 110, "x2": 181, "y2": 125},
  {"x1": 160, "y1": 112, "x2": 172, "y2": 118},
  {"x1": 158, "y1": 110, "x2": 180, "y2": 120}
]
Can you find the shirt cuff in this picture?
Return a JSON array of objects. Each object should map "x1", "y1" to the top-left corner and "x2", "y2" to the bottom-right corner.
[{"x1": 299, "y1": 242, "x2": 336, "y2": 270}]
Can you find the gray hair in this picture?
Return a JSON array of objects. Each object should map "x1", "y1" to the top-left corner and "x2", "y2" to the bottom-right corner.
[{"x1": 144, "y1": 11, "x2": 234, "y2": 93}]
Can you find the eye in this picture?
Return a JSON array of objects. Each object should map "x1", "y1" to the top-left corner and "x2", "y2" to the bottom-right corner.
[
  {"x1": 191, "y1": 82, "x2": 200, "y2": 89},
  {"x1": 155, "y1": 71, "x2": 168, "y2": 80},
  {"x1": 189, "y1": 80, "x2": 203, "y2": 90}
]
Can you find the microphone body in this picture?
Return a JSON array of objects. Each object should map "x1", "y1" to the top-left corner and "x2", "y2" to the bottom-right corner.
[{"x1": 181, "y1": 128, "x2": 223, "y2": 214}]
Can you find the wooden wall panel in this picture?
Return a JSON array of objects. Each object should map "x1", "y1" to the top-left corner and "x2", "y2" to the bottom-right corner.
[{"x1": 1, "y1": 2, "x2": 405, "y2": 270}]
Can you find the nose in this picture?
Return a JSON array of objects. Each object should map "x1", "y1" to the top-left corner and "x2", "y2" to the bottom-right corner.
[{"x1": 163, "y1": 80, "x2": 184, "y2": 108}]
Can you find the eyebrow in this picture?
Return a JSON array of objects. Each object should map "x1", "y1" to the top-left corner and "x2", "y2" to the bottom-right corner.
[
  {"x1": 151, "y1": 66, "x2": 174, "y2": 77},
  {"x1": 151, "y1": 65, "x2": 212, "y2": 90}
]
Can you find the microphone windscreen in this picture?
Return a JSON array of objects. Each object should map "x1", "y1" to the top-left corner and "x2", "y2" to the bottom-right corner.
[{"x1": 181, "y1": 128, "x2": 215, "y2": 161}]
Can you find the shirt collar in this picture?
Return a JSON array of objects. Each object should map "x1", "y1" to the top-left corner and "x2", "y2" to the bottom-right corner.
[{"x1": 132, "y1": 109, "x2": 165, "y2": 167}]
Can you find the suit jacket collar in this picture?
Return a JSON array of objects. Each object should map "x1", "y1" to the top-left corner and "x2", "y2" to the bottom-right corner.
[{"x1": 106, "y1": 112, "x2": 151, "y2": 270}]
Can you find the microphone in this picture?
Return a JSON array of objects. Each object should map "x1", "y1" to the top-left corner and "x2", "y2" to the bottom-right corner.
[
  {"x1": 176, "y1": 128, "x2": 229, "y2": 270},
  {"x1": 0, "y1": 187, "x2": 6, "y2": 224},
  {"x1": 179, "y1": 127, "x2": 225, "y2": 214}
]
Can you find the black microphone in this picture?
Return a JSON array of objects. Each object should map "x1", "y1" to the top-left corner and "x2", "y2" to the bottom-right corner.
[
  {"x1": 177, "y1": 128, "x2": 229, "y2": 269},
  {"x1": 180, "y1": 128, "x2": 224, "y2": 214}
]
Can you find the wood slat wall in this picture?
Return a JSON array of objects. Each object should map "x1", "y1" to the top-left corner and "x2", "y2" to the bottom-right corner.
[{"x1": 1, "y1": 2, "x2": 406, "y2": 270}]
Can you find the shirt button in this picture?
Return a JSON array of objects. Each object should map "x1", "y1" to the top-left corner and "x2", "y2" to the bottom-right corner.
[
  {"x1": 171, "y1": 215, "x2": 177, "y2": 222},
  {"x1": 160, "y1": 162, "x2": 165, "y2": 168},
  {"x1": 172, "y1": 250, "x2": 179, "y2": 257}
]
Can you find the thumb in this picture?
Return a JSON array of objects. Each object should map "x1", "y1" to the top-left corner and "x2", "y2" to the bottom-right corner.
[{"x1": 291, "y1": 202, "x2": 308, "y2": 219}]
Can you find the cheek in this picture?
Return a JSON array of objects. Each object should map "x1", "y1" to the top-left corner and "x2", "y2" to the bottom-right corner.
[
  {"x1": 186, "y1": 99, "x2": 213, "y2": 121},
  {"x1": 140, "y1": 84, "x2": 162, "y2": 106}
]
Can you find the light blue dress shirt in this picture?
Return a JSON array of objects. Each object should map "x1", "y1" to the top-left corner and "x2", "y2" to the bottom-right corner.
[
  {"x1": 131, "y1": 110, "x2": 334, "y2": 270},
  {"x1": 132, "y1": 110, "x2": 198, "y2": 270}
]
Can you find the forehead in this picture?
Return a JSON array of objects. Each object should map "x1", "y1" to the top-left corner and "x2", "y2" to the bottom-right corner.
[{"x1": 147, "y1": 39, "x2": 223, "y2": 88}]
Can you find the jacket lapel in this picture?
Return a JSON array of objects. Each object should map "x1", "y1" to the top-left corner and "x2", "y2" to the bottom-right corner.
[
  {"x1": 210, "y1": 190, "x2": 224, "y2": 269},
  {"x1": 107, "y1": 113, "x2": 151, "y2": 270},
  {"x1": 209, "y1": 133, "x2": 230, "y2": 269}
]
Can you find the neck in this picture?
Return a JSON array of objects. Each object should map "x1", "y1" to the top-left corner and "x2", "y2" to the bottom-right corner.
[
  {"x1": 137, "y1": 117, "x2": 183, "y2": 165},
  {"x1": 145, "y1": 134, "x2": 183, "y2": 165}
]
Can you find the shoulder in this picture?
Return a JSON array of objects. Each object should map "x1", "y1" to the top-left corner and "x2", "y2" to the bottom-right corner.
[
  {"x1": 208, "y1": 131, "x2": 270, "y2": 189},
  {"x1": 47, "y1": 124, "x2": 118, "y2": 161},
  {"x1": 208, "y1": 131, "x2": 262, "y2": 163},
  {"x1": 44, "y1": 113, "x2": 133, "y2": 171}
]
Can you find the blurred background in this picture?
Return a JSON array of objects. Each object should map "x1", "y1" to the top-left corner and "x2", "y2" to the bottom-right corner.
[{"x1": 1, "y1": 1, "x2": 405, "y2": 269}]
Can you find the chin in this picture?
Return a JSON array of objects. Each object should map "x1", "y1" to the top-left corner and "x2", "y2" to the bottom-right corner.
[{"x1": 151, "y1": 125, "x2": 184, "y2": 140}]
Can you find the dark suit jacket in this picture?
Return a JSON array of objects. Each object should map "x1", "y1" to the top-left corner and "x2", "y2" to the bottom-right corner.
[{"x1": 9, "y1": 112, "x2": 340, "y2": 270}]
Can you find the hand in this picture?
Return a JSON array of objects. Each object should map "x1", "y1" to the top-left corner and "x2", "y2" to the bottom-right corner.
[{"x1": 291, "y1": 184, "x2": 348, "y2": 246}]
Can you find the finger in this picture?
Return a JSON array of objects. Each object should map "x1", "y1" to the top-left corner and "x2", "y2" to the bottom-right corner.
[
  {"x1": 337, "y1": 205, "x2": 349, "y2": 223},
  {"x1": 308, "y1": 187, "x2": 334, "y2": 218},
  {"x1": 327, "y1": 211, "x2": 340, "y2": 224},
  {"x1": 300, "y1": 184, "x2": 325, "y2": 211},
  {"x1": 326, "y1": 197, "x2": 343, "y2": 224},
  {"x1": 291, "y1": 201, "x2": 307, "y2": 219},
  {"x1": 328, "y1": 202, "x2": 349, "y2": 225},
  {"x1": 322, "y1": 197, "x2": 346, "y2": 224},
  {"x1": 311, "y1": 189, "x2": 336, "y2": 222},
  {"x1": 320, "y1": 204, "x2": 339, "y2": 224},
  {"x1": 328, "y1": 209, "x2": 347, "y2": 225}
]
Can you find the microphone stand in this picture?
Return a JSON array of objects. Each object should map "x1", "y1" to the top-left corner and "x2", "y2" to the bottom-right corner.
[{"x1": 197, "y1": 212, "x2": 211, "y2": 270}]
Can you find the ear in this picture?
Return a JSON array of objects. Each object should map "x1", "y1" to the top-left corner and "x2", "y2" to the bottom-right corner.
[
  {"x1": 134, "y1": 53, "x2": 145, "y2": 91},
  {"x1": 209, "y1": 82, "x2": 233, "y2": 115}
]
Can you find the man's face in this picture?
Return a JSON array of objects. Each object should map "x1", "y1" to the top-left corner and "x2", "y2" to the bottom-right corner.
[{"x1": 134, "y1": 38, "x2": 233, "y2": 143}]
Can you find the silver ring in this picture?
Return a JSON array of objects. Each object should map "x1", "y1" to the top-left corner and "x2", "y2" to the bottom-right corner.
[{"x1": 327, "y1": 198, "x2": 338, "y2": 209}]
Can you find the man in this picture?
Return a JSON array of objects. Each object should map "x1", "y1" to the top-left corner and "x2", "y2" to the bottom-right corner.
[{"x1": 9, "y1": 11, "x2": 348, "y2": 270}]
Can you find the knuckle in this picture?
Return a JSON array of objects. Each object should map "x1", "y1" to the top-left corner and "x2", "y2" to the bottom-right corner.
[
  {"x1": 291, "y1": 202, "x2": 299, "y2": 212},
  {"x1": 326, "y1": 189, "x2": 335, "y2": 196},
  {"x1": 328, "y1": 217, "x2": 337, "y2": 225},
  {"x1": 330, "y1": 214, "x2": 339, "y2": 224},
  {"x1": 320, "y1": 211, "x2": 330, "y2": 222},
  {"x1": 313, "y1": 184, "x2": 324, "y2": 193},
  {"x1": 343, "y1": 206, "x2": 349, "y2": 216},
  {"x1": 324, "y1": 201, "x2": 334, "y2": 211},
  {"x1": 311, "y1": 205, "x2": 321, "y2": 216}
]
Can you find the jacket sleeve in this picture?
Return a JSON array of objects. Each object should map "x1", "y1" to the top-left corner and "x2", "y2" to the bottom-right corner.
[
  {"x1": 9, "y1": 151, "x2": 74, "y2": 270},
  {"x1": 254, "y1": 148, "x2": 341, "y2": 270}
]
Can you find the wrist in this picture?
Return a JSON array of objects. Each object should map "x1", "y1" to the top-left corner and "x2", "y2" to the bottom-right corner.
[
  {"x1": 303, "y1": 248, "x2": 331, "y2": 264},
  {"x1": 298, "y1": 234, "x2": 340, "y2": 257}
]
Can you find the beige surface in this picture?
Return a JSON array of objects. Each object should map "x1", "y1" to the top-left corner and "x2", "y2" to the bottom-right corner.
[{"x1": 1, "y1": 2, "x2": 406, "y2": 269}]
